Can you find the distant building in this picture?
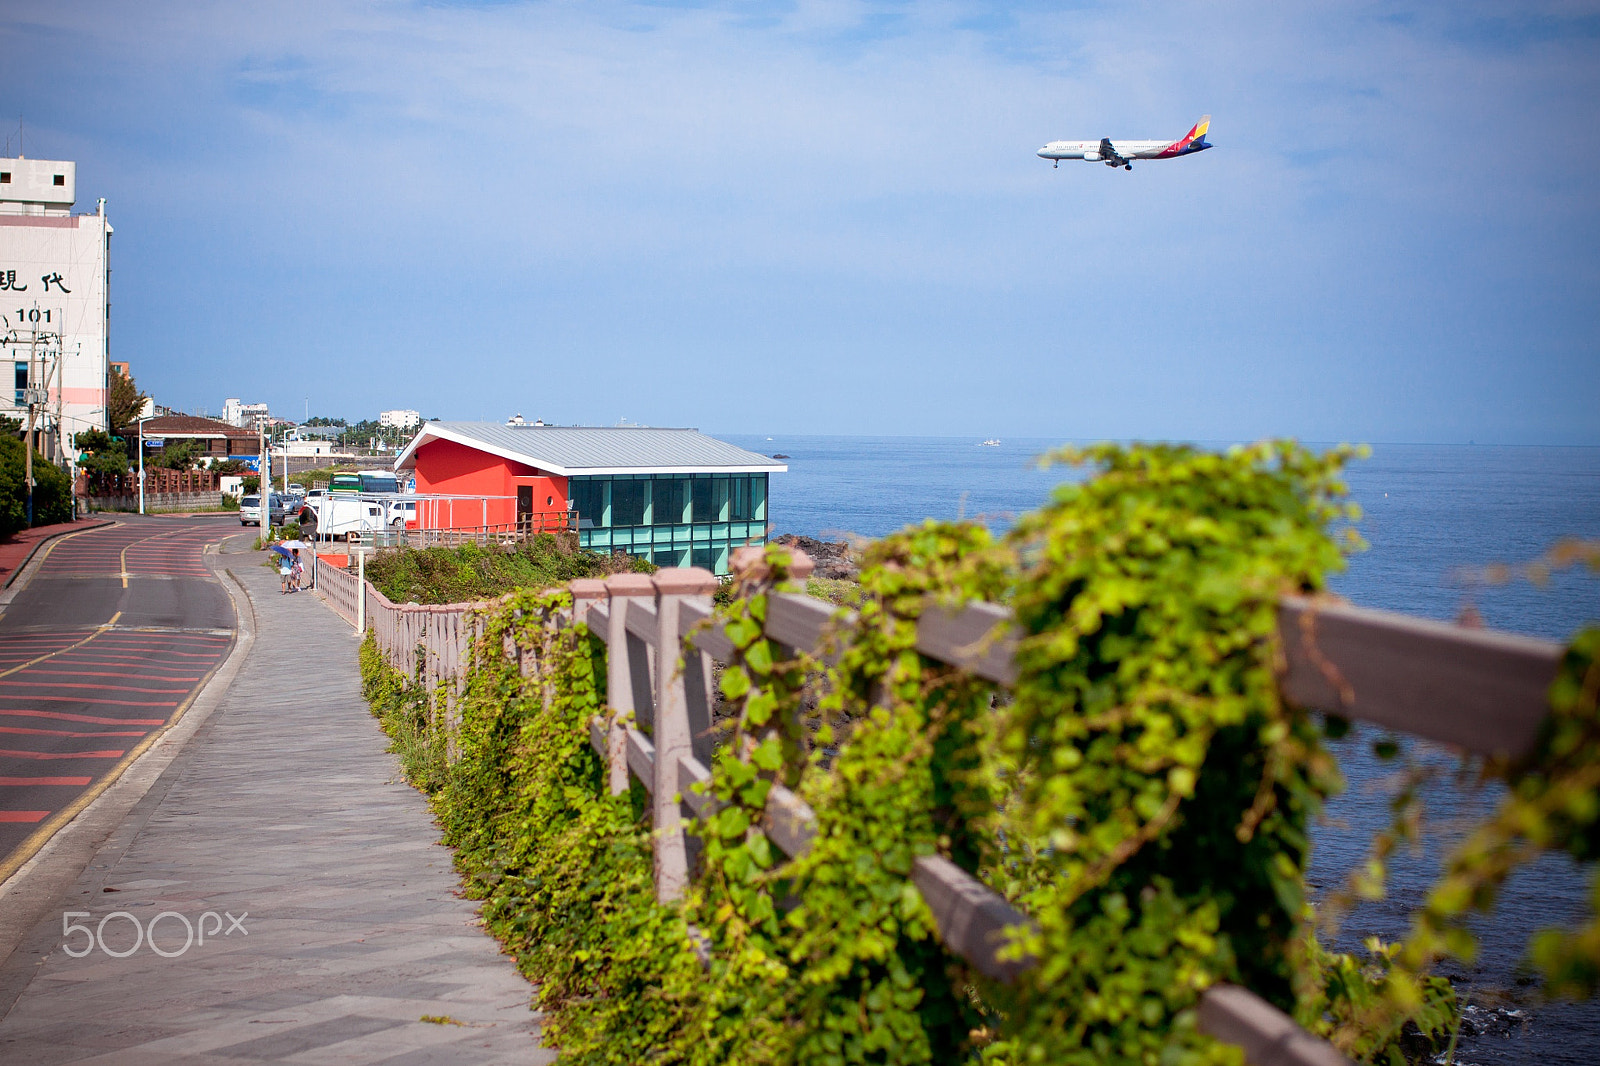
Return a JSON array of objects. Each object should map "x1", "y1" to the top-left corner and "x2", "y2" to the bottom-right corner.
[
  {"x1": 139, "y1": 414, "x2": 261, "y2": 463},
  {"x1": 380, "y1": 409, "x2": 421, "y2": 431},
  {"x1": 394, "y1": 423, "x2": 786, "y2": 574},
  {"x1": 0, "y1": 154, "x2": 112, "y2": 467},
  {"x1": 280, "y1": 438, "x2": 336, "y2": 459},
  {"x1": 222, "y1": 398, "x2": 270, "y2": 428}
]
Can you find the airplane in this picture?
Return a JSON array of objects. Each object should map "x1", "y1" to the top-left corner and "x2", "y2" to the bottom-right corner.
[{"x1": 1037, "y1": 115, "x2": 1212, "y2": 170}]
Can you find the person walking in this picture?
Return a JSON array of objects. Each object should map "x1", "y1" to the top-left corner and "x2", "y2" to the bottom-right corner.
[
  {"x1": 278, "y1": 545, "x2": 294, "y2": 594},
  {"x1": 289, "y1": 548, "x2": 304, "y2": 592}
]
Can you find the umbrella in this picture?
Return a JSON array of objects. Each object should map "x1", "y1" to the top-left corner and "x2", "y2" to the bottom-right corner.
[{"x1": 270, "y1": 544, "x2": 293, "y2": 559}]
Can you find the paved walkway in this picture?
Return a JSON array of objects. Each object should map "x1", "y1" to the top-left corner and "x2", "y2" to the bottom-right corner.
[{"x1": 0, "y1": 543, "x2": 553, "y2": 1064}]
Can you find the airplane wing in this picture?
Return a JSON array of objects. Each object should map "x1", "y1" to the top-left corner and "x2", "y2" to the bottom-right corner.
[{"x1": 1098, "y1": 137, "x2": 1128, "y2": 164}]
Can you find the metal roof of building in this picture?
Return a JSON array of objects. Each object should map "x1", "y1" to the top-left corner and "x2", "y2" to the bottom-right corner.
[{"x1": 394, "y1": 422, "x2": 787, "y2": 477}]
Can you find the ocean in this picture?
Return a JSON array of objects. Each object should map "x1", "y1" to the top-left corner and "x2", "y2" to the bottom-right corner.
[{"x1": 726, "y1": 434, "x2": 1600, "y2": 1063}]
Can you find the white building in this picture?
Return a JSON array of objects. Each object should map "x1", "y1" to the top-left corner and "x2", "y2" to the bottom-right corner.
[
  {"x1": 0, "y1": 156, "x2": 112, "y2": 465},
  {"x1": 222, "y1": 397, "x2": 271, "y2": 428},
  {"x1": 380, "y1": 409, "x2": 421, "y2": 431},
  {"x1": 280, "y1": 438, "x2": 335, "y2": 459}
]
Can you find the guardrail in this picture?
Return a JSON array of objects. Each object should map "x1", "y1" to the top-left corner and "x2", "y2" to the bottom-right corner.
[{"x1": 332, "y1": 548, "x2": 1565, "y2": 1066}]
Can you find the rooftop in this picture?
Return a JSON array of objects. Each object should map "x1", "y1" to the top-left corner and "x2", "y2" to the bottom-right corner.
[
  {"x1": 394, "y1": 422, "x2": 786, "y2": 477},
  {"x1": 141, "y1": 414, "x2": 254, "y2": 437}
]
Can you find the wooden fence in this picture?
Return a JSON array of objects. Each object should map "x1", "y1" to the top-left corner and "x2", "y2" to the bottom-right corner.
[
  {"x1": 85, "y1": 469, "x2": 224, "y2": 496},
  {"x1": 315, "y1": 554, "x2": 486, "y2": 699},
  {"x1": 320, "y1": 547, "x2": 1566, "y2": 1066}
]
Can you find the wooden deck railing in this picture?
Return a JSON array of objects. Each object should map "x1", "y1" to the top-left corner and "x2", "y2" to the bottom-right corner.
[
  {"x1": 326, "y1": 548, "x2": 1566, "y2": 1066},
  {"x1": 345, "y1": 514, "x2": 578, "y2": 552}
]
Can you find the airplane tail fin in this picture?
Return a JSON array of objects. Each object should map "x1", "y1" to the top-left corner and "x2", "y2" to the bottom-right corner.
[{"x1": 1175, "y1": 114, "x2": 1211, "y2": 149}]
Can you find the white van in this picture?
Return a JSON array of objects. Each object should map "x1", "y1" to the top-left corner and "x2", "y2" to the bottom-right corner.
[{"x1": 295, "y1": 495, "x2": 390, "y2": 539}]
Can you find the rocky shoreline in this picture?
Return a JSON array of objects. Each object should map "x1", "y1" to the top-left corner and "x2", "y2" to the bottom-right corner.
[{"x1": 772, "y1": 533, "x2": 859, "y2": 580}]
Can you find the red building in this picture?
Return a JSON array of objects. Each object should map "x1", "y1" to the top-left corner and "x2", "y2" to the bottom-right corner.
[{"x1": 394, "y1": 422, "x2": 786, "y2": 574}]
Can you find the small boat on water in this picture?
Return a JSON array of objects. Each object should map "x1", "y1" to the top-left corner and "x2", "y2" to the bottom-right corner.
[{"x1": 980, "y1": 439, "x2": 1001, "y2": 447}]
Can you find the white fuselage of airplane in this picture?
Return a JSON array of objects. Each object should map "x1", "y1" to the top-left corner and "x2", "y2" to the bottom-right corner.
[
  {"x1": 1039, "y1": 139, "x2": 1175, "y2": 160},
  {"x1": 1037, "y1": 117, "x2": 1213, "y2": 170}
]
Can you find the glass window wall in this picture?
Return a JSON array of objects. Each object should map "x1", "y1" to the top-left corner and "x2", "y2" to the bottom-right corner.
[{"x1": 572, "y1": 473, "x2": 768, "y2": 575}]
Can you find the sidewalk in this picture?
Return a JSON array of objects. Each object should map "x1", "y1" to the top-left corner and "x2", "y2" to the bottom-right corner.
[
  {"x1": 0, "y1": 518, "x2": 112, "y2": 587},
  {"x1": 0, "y1": 547, "x2": 553, "y2": 1064}
]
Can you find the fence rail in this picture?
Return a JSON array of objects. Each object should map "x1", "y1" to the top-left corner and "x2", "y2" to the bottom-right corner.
[
  {"x1": 315, "y1": 556, "x2": 361, "y2": 625},
  {"x1": 332, "y1": 548, "x2": 1566, "y2": 1066},
  {"x1": 345, "y1": 514, "x2": 577, "y2": 552}
]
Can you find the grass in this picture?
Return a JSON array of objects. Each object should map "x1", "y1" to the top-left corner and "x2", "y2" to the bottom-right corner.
[
  {"x1": 805, "y1": 576, "x2": 863, "y2": 608},
  {"x1": 364, "y1": 533, "x2": 654, "y2": 605}
]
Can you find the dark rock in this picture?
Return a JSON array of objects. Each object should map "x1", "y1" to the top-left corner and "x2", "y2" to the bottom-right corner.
[
  {"x1": 773, "y1": 534, "x2": 858, "y2": 580},
  {"x1": 771, "y1": 453, "x2": 790, "y2": 459}
]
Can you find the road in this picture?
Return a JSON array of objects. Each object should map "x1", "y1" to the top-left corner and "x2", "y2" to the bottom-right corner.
[{"x1": 0, "y1": 515, "x2": 240, "y2": 879}]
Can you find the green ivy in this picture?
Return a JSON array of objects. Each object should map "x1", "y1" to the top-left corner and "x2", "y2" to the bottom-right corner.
[{"x1": 665, "y1": 528, "x2": 1014, "y2": 1064}]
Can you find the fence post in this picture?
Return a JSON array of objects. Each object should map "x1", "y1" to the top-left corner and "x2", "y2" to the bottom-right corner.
[
  {"x1": 604, "y1": 573, "x2": 655, "y2": 797},
  {"x1": 356, "y1": 550, "x2": 366, "y2": 634},
  {"x1": 569, "y1": 578, "x2": 606, "y2": 631},
  {"x1": 651, "y1": 567, "x2": 719, "y2": 903}
]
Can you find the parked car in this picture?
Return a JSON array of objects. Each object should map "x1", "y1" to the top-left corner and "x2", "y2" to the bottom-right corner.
[
  {"x1": 241, "y1": 494, "x2": 293, "y2": 528},
  {"x1": 387, "y1": 499, "x2": 417, "y2": 529}
]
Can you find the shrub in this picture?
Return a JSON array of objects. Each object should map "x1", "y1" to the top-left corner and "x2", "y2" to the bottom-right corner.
[
  {"x1": 0, "y1": 436, "x2": 74, "y2": 536},
  {"x1": 364, "y1": 534, "x2": 653, "y2": 605}
]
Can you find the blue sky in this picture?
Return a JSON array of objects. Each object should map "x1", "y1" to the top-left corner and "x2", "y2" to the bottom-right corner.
[{"x1": 2, "y1": 1, "x2": 1596, "y2": 443}]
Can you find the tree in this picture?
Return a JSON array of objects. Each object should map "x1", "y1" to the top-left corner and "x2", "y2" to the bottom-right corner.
[
  {"x1": 147, "y1": 438, "x2": 202, "y2": 470},
  {"x1": 73, "y1": 429, "x2": 131, "y2": 482},
  {"x1": 107, "y1": 366, "x2": 148, "y2": 436}
]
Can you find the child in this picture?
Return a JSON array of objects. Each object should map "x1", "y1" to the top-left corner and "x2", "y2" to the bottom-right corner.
[
  {"x1": 290, "y1": 548, "x2": 304, "y2": 592},
  {"x1": 278, "y1": 547, "x2": 294, "y2": 594}
]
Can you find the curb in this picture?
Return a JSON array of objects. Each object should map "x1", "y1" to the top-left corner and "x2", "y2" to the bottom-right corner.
[{"x1": 0, "y1": 519, "x2": 114, "y2": 589}]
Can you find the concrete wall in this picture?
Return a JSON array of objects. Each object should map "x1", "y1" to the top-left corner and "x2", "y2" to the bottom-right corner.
[{"x1": 87, "y1": 490, "x2": 225, "y2": 513}]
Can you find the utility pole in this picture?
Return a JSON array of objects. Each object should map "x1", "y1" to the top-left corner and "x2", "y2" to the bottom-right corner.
[
  {"x1": 138, "y1": 415, "x2": 149, "y2": 515},
  {"x1": 22, "y1": 327, "x2": 40, "y2": 527},
  {"x1": 259, "y1": 420, "x2": 272, "y2": 536}
]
